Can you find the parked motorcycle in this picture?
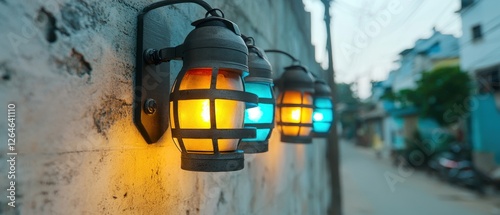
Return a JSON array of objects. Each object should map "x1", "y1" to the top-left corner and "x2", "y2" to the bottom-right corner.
[{"x1": 427, "y1": 144, "x2": 486, "y2": 194}]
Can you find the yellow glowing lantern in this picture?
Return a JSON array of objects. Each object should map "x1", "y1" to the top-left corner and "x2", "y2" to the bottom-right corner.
[
  {"x1": 171, "y1": 68, "x2": 248, "y2": 152},
  {"x1": 168, "y1": 17, "x2": 258, "y2": 172},
  {"x1": 275, "y1": 66, "x2": 315, "y2": 143},
  {"x1": 134, "y1": 2, "x2": 258, "y2": 172}
]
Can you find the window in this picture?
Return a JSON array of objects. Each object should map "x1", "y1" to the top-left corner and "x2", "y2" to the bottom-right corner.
[
  {"x1": 472, "y1": 25, "x2": 483, "y2": 41},
  {"x1": 461, "y1": 0, "x2": 474, "y2": 9},
  {"x1": 493, "y1": 71, "x2": 500, "y2": 91},
  {"x1": 477, "y1": 66, "x2": 500, "y2": 94},
  {"x1": 427, "y1": 42, "x2": 441, "y2": 55}
]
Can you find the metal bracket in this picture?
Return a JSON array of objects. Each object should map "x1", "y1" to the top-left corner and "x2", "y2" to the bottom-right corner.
[{"x1": 133, "y1": 10, "x2": 172, "y2": 144}]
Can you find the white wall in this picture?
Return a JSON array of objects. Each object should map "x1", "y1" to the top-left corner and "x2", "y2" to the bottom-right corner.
[
  {"x1": 0, "y1": 0, "x2": 331, "y2": 214},
  {"x1": 460, "y1": 0, "x2": 500, "y2": 73}
]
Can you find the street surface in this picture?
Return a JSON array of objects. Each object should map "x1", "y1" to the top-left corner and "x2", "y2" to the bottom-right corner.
[{"x1": 341, "y1": 140, "x2": 500, "y2": 215}]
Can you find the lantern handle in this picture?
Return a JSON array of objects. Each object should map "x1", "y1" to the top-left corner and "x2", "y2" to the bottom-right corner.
[
  {"x1": 205, "y1": 8, "x2": 225, "y2": 18},
  {"x1": 242, "y1": 34, "x2": 255, "y2": 46},
  {"x1": 243, "y1": 35, "x2": 269, "y2": 59},
  {"x1": 308, "y1": 70, "x2": 320, "y2": 80},
  {"x1": 264, "y1": 49, "x2": 301, "y2": 65},
  {"x1": 139, "y1": 0, "x2": 219, "y2": 17},
  {"x1": 138, "y1": 0, "x2": 222, "y2": 66}
]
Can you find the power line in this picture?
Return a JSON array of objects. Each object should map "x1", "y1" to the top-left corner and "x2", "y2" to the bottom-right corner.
[
  {"x1": 447, "y1": 19, "x2": 500, "y2": 54},
  {"x1": 439, "y1": 16, "x2": 461, "y2": 33},
  {"x1": 463, "y1": 41, "x2": 500, "y2": 68},
  {"x1": 432, "y1": 0, "x2": 455, "y2": 26},
  {"x1": 397, "y1": 0, "x2": 426, "y2": 32}
]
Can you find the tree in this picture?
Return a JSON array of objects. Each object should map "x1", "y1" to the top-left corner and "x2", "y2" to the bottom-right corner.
[
  {"x1": 336, "y1": 82, "x2": 359, "y2": 105},
  {"x1": 387, "y1": 66, "x2": 471, "y2": 126},
  {"x1": 335, "y1": 82, "x2": 361, "y2": 139},
  {"x1": 415, "y1": 66, "x2": 471, "y2": 125}
]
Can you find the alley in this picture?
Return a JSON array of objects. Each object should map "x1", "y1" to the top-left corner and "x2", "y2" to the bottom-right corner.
[{"x1": 341, "y1": 140, "x2": 500, "y2": 215}]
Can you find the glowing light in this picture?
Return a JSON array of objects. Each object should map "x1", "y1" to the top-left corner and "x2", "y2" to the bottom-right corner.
[
  {"x1": 247, "y1": 106, "x2": 263, "y2": 122},
  {"x1": 201, "y1": 100, "x2": 210, "y2": 122},
  {"x1": 313, "y1": 112, "x2": 324, "y2": 121},
  {"x1": 291, "y1": 109, "x2": 301, "y2": 121},
  {"x1": 173, "y1": 68, "x2": 246, "y2": 152}
]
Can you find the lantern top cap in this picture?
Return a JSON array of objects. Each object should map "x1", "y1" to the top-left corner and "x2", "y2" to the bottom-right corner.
[
  {"x1": 192, "y1": 16, "x2": 241, "y2": 36},
  {"x1": 279, "y1": 65, "x2": 315, "y2": 92},
  {"x1": 246, "y1": 45, "x2": 273, "y2": 80},
  {"x1": 182, "y1": 16, "x2": 248, "y2": 72},
  {"x1": 314, "y1": 79, "x2": 332, "y2": 96}
]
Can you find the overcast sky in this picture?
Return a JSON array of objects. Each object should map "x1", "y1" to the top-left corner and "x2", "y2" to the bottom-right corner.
[{"x1": 303, "y1": 0, "x2": 462, "y2": 99}]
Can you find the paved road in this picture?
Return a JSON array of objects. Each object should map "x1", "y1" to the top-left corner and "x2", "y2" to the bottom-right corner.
[{"x1": 340, "y1": 140, "x2": 500, "y2": 215}]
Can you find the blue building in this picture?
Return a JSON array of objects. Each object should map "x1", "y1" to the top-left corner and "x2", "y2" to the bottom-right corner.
[
  {"x1": 383, "y1": 29, "x2": 460, "y2": 155},
  {"x1": 459, "y1": 0, "x2": 500, "y2": 179}
]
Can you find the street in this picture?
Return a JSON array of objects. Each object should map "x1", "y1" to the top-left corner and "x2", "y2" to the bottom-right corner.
[{"x1": 341, "y1": 140, "x2": 500, "y2": 215}]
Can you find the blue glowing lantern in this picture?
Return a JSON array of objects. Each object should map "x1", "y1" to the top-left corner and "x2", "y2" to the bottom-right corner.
[
  {"x1": 312, "y1": 79, "x2": 333, "y2": 137},
  {"x1": 238, "y1": 42, "x2": 275, "y2": 153}
]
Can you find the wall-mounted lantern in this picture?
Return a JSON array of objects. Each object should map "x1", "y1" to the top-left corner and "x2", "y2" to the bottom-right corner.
[
  {"x1": 134, "y1": 1, "x2": 258, "y2": 172},
  {"x1": 265, "y1": 50, "x2": 315, "y2": 144},
  {"x1": 238, "y1": 37, "x2": 275, "y2": 153},
  {"x1": 312, "y1": 79, "x2": 334, "y2": 137}
]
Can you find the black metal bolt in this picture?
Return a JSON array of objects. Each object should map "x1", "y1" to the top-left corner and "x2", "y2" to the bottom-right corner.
[
  {"x1": 144, "y1": 49, "x2": 160, "y2": 65},
  {"x1": 144, "y1": 98, "x2": 157, "y2": 115}
]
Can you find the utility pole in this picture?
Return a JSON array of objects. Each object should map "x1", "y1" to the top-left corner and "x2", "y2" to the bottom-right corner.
[{"x1": 321, "y1": 0, "x2": 341, "y2": 215}]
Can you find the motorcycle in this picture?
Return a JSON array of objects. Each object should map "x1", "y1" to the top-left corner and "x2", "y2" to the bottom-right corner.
[{"x1": 428, "y1": 144, "x2": 486, "y2": 194}]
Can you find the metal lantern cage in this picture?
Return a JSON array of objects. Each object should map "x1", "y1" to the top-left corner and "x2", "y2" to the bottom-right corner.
[
  {"x1": 275, "y1": 65, "x2": 315, "y2": 144},
  {"x1": 169, "y1": 17, "x2": 258, "y2": 172},
  {"x1": 135, "y1": 0, "x2": 260, "y2": 172},
  {"x1": 312, "y1": 79, "x2": 334, "y2": 137},
  {"x1": 239, "y1": 38, "x2": 276, "y2": 153}
]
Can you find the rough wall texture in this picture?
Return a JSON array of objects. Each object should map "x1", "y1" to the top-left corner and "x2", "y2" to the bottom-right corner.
[{"x1": 0, "y1": 0, "x2": 330, "y2": 214}]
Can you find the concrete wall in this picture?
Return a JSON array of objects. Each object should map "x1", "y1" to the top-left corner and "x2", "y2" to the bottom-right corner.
[
  {"x1": 459, "y1": 0, "x2": 500, "y2": 74},
  {"x1": 0, "y1": 0, "x2": 331, "y2": 214}
]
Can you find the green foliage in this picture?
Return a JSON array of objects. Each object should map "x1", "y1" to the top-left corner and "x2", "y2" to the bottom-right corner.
[
  {"x1": 336, "y1": 82, "x2": 361, "y2": 139},
  {"x1": 381, "y1": 88, "x2": 396, "y2": 101},
  {"x1": 382, "y1": 88, "x2": 419, "y2": 107},
  {"x1": 391, "y1": 66, "x2": 471, "y2": 126},
  {"x1": 336, "y1": 83, "x2": 359, "y2": 105},
  {"x1": 415, "y1": 66, "x2": 471, "y2": 125}
]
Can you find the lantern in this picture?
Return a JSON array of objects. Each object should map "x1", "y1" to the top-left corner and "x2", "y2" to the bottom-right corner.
[
  {"x1": 134, "y1": 1, "x2": 259, "y2": 172},
  {"x1": 275, "y1": 66, "x2": 315, "y2": 143},
  {"x1": 312, "y1": 79, "x2": 334, "y2": 137},
  {"x1": 169, "y1": 17, "x2": 258, "y2": 172},
  {"x1": 239, "y1": 39, "x2": 275, "y2": 153}
]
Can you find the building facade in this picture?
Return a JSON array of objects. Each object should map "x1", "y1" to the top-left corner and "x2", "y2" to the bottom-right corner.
[
  {"x1": 459, "y1": 0, "x2": 500, "y2": 179},
  {"x1": 383, "y1": 30, "x2": 459, "y2": 156}
]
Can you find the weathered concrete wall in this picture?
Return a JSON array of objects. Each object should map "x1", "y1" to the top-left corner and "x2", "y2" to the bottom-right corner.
[{"x1": 0, "y1": 0, "x2": 330, "y2": 214}]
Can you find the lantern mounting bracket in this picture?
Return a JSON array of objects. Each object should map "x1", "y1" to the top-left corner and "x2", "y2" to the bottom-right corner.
[
  {"x1": 144, "y1": 45, "x2": 184, "y2": 65},
  {"x1": 134, "y1": 0, "x2": 219, "y2": 144},
  {"x1": 264, "y1": 49, "x2": 301, "y2": 65}
]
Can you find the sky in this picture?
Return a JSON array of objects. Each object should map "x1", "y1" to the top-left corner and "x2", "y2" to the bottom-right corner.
[{"x1": 303, "y1": 0, "x2": 462, "y2": 99}]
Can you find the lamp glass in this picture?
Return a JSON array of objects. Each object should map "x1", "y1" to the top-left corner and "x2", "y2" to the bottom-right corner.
[
  {"x1": 277, "y1": 91, "x2": 313, "y2": 136},
  {"x1": 171, "y1": 68, "x2": 245, "y2": 152},
  {"x1": 242, "y1": 82, "x2": 274, "y2": 142},
  {"x1": 313, "y1": 97, "x2": 333, "y2": 133}
]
